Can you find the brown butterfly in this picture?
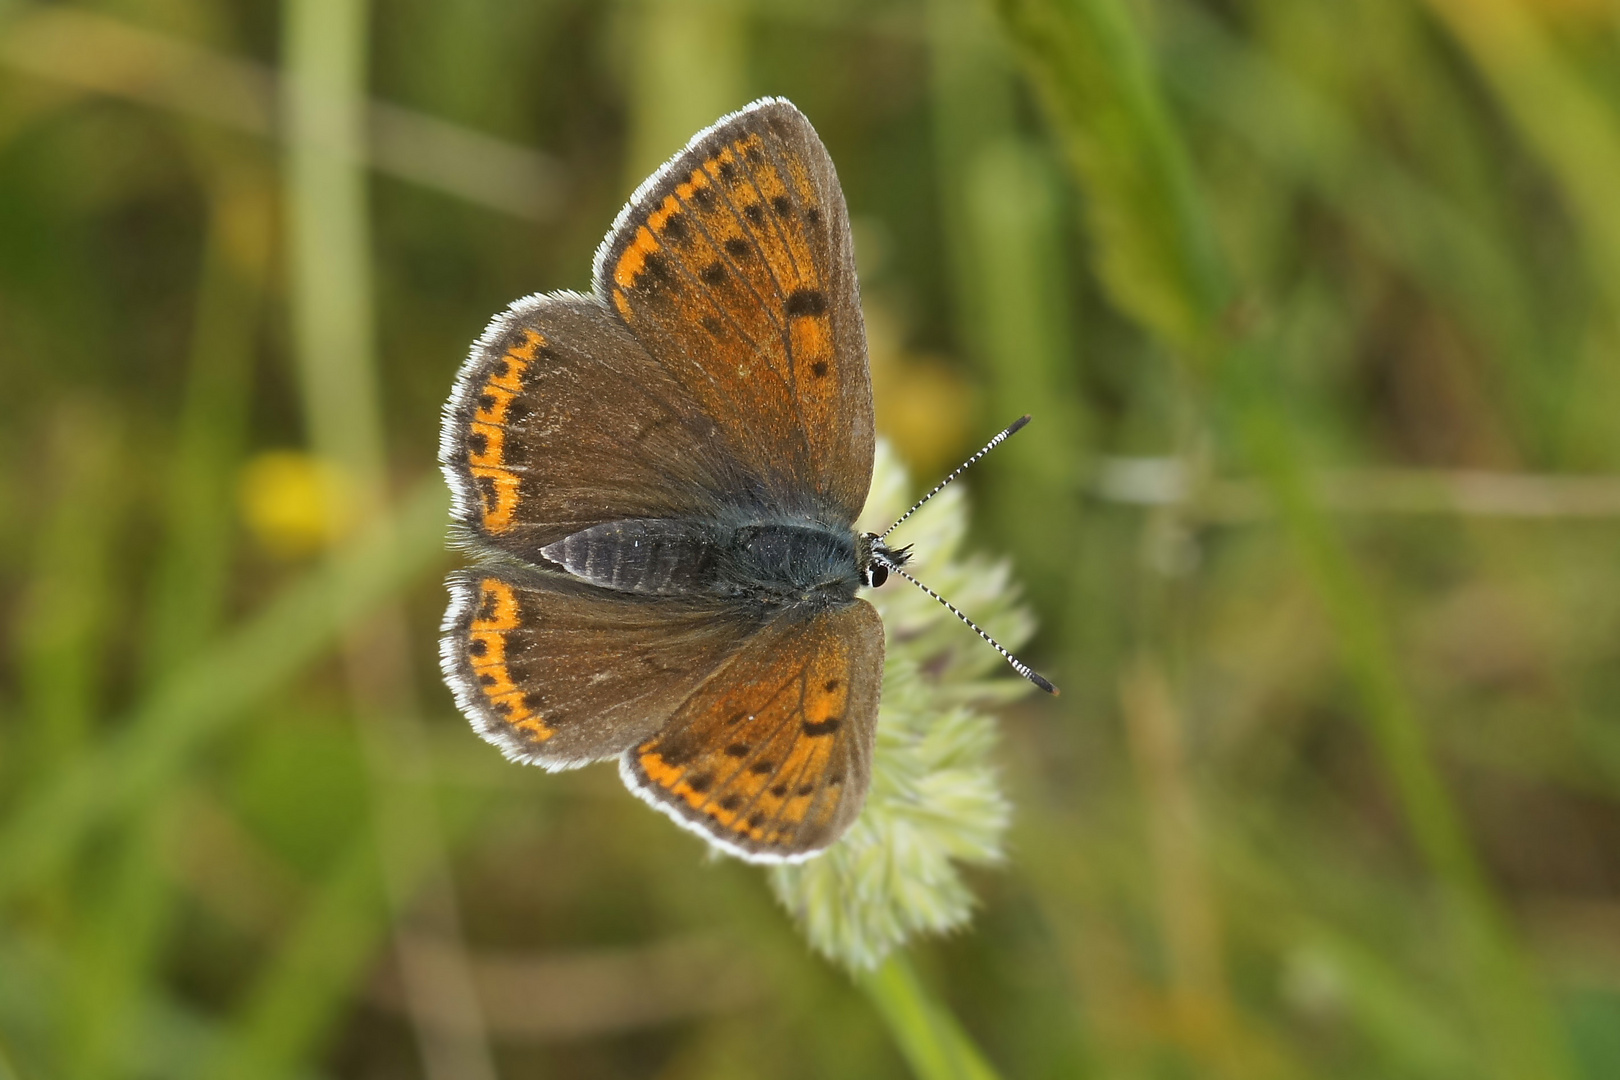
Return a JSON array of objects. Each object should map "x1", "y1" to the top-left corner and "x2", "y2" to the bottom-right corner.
[{"x1": 439, "y1": 99, "x2": 1052, "y2": 863}]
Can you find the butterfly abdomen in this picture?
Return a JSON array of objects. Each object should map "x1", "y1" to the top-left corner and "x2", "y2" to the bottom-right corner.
[
  {"x1": 541, "y1": 519, "x2": 721, "y2": 595},
  {"x1": 542, "y1": 517, "x2": 859, "y2": 605}
]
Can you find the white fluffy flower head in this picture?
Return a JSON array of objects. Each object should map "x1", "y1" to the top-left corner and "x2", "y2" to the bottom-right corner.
[{"x1": 769, "y1": 440, "x2": 1042, "y2": 970}]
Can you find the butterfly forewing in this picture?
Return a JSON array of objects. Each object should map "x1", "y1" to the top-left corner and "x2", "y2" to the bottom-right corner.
[
  {"x1": 594, "y1": 98, "x2": 874, "y2": 525},
  {"x1": 622, "y1": 601, "x2": 884, "y2": 861},
  {"x1": 442, "y1": 570, "x2": 765, "y2": 769},
  {"x1": 441, "y1": 292, "x2": 755, "y2": 552}
]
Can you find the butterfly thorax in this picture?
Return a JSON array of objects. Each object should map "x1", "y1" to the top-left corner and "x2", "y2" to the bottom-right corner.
[{"x1": 541, "y1": 517, "x2": 868, "y2": 607}]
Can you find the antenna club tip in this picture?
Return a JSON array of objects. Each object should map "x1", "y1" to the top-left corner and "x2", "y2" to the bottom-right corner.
[
  {"x1": 1008, "y1": 414, "x2": 1032, "y2": 435},
  {"x1": 1030, "y1": 671, "x2": 1058, "y2": 695}
]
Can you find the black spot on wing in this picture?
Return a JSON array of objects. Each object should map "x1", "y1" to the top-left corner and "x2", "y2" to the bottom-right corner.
[
  {"x1": 785, "y1": 289, "x2": 827, "y2": 317},
  {"x1": 654, "y1": 740, "x2": 696, "y2": 767}
]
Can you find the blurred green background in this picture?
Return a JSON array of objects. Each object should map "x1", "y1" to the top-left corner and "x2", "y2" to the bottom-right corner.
[{"x1": 4, "y1": 0, "x2": 1620, "y2": 1076}]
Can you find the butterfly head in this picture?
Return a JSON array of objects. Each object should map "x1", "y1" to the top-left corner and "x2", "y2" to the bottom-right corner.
[
  {"x1": 857, "y1": 533, "x2": 912, "y2": 588},
  {"x1": 847, "y1": 415, "x2": 1057, "y2": 694}
]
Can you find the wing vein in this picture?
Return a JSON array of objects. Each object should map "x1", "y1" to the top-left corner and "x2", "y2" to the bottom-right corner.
[
  {"x1": 752, "y1": 652, "x2": 823, "y2": 838},
  {"x1": 735, "y1": 133, "x2": 809, "y2": 404},
  {"x1": 647, "y1": 202, "x2": 778, "y2": 373},
  {"x1": 669, "y1": 185, "x2": 788, "y2": 352},
  {"x1": 699, "y1": 159, "x2": 798, "y2": 380}
]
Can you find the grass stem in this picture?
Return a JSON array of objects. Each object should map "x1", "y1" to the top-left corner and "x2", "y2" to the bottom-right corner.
[{"x1": 859, "y1": 955, "x2": 1003, "y2": 1080}]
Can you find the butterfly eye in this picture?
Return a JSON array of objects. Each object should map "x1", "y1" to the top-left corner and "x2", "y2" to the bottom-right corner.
[{"x1": 863, "y1": 564, "x2": 888, "y2": 588}]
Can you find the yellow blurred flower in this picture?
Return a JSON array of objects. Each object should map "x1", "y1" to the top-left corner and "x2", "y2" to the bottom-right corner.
[{"x1": 237, "y1": 450, "x2": 358, "y2": 558}]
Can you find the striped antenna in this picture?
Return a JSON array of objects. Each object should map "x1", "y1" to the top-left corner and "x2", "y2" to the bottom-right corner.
[
  {"x1": 890, "y1": 565, "x2": 1058, "y2": 695},
  {"x1": 880, "y1": 415, "x2": 1031, "y2": 539}
]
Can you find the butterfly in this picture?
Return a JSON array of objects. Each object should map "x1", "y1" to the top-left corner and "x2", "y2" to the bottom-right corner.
[{"x1": 439, "y1": 98, "x2": 1052, "y2": 863}]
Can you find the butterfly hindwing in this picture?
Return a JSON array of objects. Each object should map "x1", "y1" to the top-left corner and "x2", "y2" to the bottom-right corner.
[
  {"x1": 622, "y1": 600, "x2": 884, "y2": 861},
  {"x1": 594, "y1": 98, "x2": 874, "y2": 526},
  {"x1": 441, "y1": 569, "x2": 765, "y2": 769}
]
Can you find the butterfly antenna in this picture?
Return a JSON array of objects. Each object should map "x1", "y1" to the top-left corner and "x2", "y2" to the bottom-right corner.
[
  {"x1": 889, "y1": 565, "x2": 1058, "y2": 694},
  {"x1": 880, "y1": 415, "x2": 1032, "y2": 540}
]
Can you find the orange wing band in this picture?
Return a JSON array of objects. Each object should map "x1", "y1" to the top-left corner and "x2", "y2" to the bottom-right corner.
[
  {"x1": 467, "y1": 578, "x2": 553, "y2": 739},
  {"x1": 469, "y1": 330, "x2": 543, "y2": 534}
]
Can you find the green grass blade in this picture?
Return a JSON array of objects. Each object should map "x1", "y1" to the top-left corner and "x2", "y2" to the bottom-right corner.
[
  {"x1": 993, "y1": 0, "x2": 1227, "y2": 356},
  {"x1": 280, "y1": 0, "x2": 495, "y2": 1074},
  {"x1": 625, "y1": 0, "x2": 746, "y2": 184},
  {"x1": 1421, "y1": 0, "x2": 1620, "y2": 300},
  {"x1": 206, "y1": 834, "x2": 388, "y2": 1080},
  {"x1": 57, "y1": 802, "x2": 177, "y2": 1080},
  {"x1": 140, "y1": 166, "x2": 270, "y2": 682},
  {"x1": 206, "y1": 808, "x2": 485, "y2": 1080},
  {"x1": 1419, "y1": 0, "x2": 1620, "y2": 465},
  {"x1": 15, "y1": 408, "x2": 125, "y2": 775},
  {"x1": 990, "y1": 1, "x2": 1576, "y2": 1076},
  {"x1": 1157, "y1": 3, "x2": 1557, "y2": 459},
  {"x1": 58, "y1": 162, "x2": 275, "y2": 1080},
  {"x1": 1221, "y1": 345, "x2": 1576, "y2": 1080},
  {"x1": 859, "y1": 955, "x2": 1003, "y2": 1080},
  {"x1": 0, "y1": 477, "x2": 449, "y2": 906},
  {"x1": 961, "y1": 139, "x2": 1088, "y2": 638}
]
